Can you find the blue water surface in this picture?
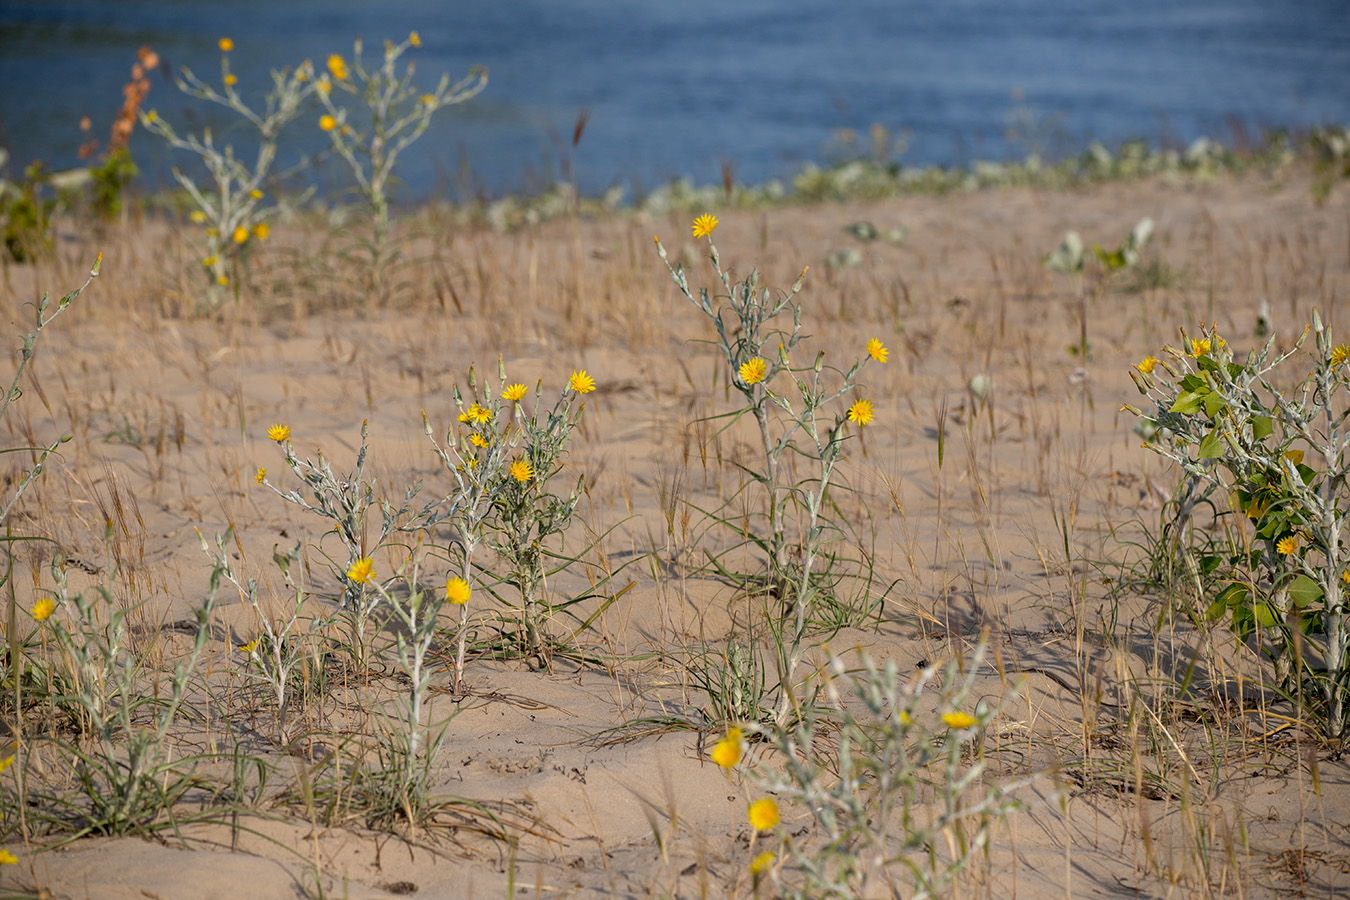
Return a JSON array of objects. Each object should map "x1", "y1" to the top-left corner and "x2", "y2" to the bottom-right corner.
[{"x1": 1, "y1": 0, "x2": 1347, "y2": 201}]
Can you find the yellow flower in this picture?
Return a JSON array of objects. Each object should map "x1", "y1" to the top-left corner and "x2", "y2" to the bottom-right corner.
[
  {"x1": 710, "y1": 727, "x2": 743, "y2": 768},
  {"x1": 217, "y1": 275, "x2": 229, "y2": 286},
  {"x1": 1333, "y1": 345, "x2": 1349, "y2": 366},
  {"x1": 232, "y1": 225, "x2": 248, "y2": 244},
  {"x1": 503, "y1": 383, "x2": 528, "y2": 402},
  {"x1": 409, "y1": 30, "x2": 422, "y2": 47},
  {"x1": 0, "y1": 754, "x2": 13, "y2": 774},
  {"x1": 467, "y1": 403, "x2": 493, "y2": 424},
  {"x1": 0, "y1": 849, "x2": 16, "y2": 865},
  {"x1": 145, "y1": 109, "x2": 158, "y2": 123},
  {"x1": 253, "y1": 223, "x2": 270, "y2": 240},
  {"x1": 866, "y1": 338, "x2": 889, "y2": 363},
  {"x1": 254, "y1": 466, "x2": 266, "y2": 484},
  {"x1": 1190, "y1": 338, "x2": 1212, "y2": 357},
  {"x1": 249, "y1": 189, "x2": 263, "y2": 199},
  {"x1": 319, "y1": 114, "x2": 337, "y2": 132},
  {"x1": 446, "y1": 576, "x2": 471, "y2": 605},
  {"x1": 420, "y1": 93, "x2": 435, "y2": 105},
  {"x1": 847, "y1": 399, "x2": 874, "y2": 425},
  {"x1": 218, "y1": 37, "x2": 234, "y2": 52},
  {"x1": 1343, "y1": 570, "x2": 1350, "y2": 586},
  {"x1": 511, "y1": 459, "x2": 534, "y2": 482},
  {"x1": 1276, "y1": 535, "x2": 1298, "y2": 556},
  {"x1": 738, "y1": 357, "x2": 768, "y2": 385},
  {"x1": 750, "y1": 852, "x2": 774, "y2": 876},
  {"x1": 189, "y1": 210, "x2": 207, "y2": 224},
  {"x1": 470, "y1": 432, "x2": 488, "y2": 448},
  {"x1": 347, "y1": 557, "x2": 376, "y2": 585},
  {"x1": 327, "y1": 54, "x2": 348, "y2": 80},
  {"x1": 456, "y1": 410, "x2": 473, "y2": 423},
  {"x1": 238, "y1": 639, "x2": 258, "y2": 654},
  {"x1": 1137, "y1": 356, "x2": 1158, "y2": 374},
  {"x1": 202, "y1": 255, "x2": 218, "y2": 267},
  {"x1": 224, "y1": 73, "x2": 238, "y2": 86},
  {"x1": 31, "y1": 598, "x2": 54, "y2": 621},
  {"x1": 748, "y1": 798, "x2": 779, "y2": 832},
  {"x1": 268, "y1": 424, "x2": 291, "y2": 442},
  {"x1": 691, "y1": 214, "x2": 718, "y2": 239},
  {"x1": 569, "y1": 370, "x2": 596, "y2": 394},
  {"x1": 942, "y1": 711, "x2": 977, "y2": 730}
]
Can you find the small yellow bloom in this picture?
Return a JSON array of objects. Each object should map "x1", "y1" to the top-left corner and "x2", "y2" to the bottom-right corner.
[
  {"x1": 0, "y1": 754, "x2": 13, "y2": 774},
  {"x1": 847, "y1": 398, "x2": 875, "y2": 425},
  {"x1": 691, "y1": 214, "x2": 718, "y2": 239},
  {"x1": 31, "y1": 598, "x2": 54, "y2": 621},
  {"x1": 218, "y1": 37, "x2": 234, "y2": 52},
  {"x1": 238, "y1": 639, "x2": 258, "y2": 654},
  {"x1": 232, "y1": 225, "x2": 249, "y2": 244},
  {"x1": 189, "y1": 210, "x2": 207, "y2": 224},
  {"x1": 267, "y1": 424, "x2": 291, "y2": 442},
  {"x1": 1276, "y1": 535, "x2": 1298, "y2": 556},
  {"x1": 750, "y1": 852, "x2": 774, "y2": 876},
  {"x1": 1333, "y1": 345, "x2": 1349, "y2": 366},
  {"x1": 409, "y1": 30, "x2": 422, "y2": 47},
  {"x1": 217, "y1": 275, "x2": 229, "y2": 286},
  {"x1": 202, "y1": 255, "x2": 218, "y2": 267},
  {"x1": 738, "y1": 357, "x2": 768, "y2": 385},
  {"x1": 467, "y1": 403, "x2": 493, "y2": 424},
  {"x1": 866, "y1": 338, "x2": 889, "y2": 363},
  {"x1": 0, "y1": 849, "x2": 16, "y2": 865},
  {"x1": 419, "y1": 93, "x2": 435, "y2": 105},
  {"x1": 145, "y1": 109, "x2": 158, "y2": 123},
  {"x1": 710, "y1": 727, "x2": 743, "y2": 768},
  {"x1": 250, "y1": 189, "x2": 263, "y2": 199},
  {"x1": 446, "y1": 576, "x2": 471, "y2": 605},
  {"x1": 319, "y1": 114, "x2": 337, "y2": 132},
  {"x1": 327, "y1": 54, "x2": 348, "y2": 80},
  {"x1": 748, "y1": 798, "x2": 779, "y2": 832},
  {"x1": 224, "y1": 73, "x2": 238, "y2": 86},
  {"x1": 1342, "y1": 570, "x2": 1350, "y2": 586},
  {"x1": 569, "y1": 370, "x2": 596, "y2": 394},
  {"x1": 254, "y1": 466, "x2": 266, "y2": 484},
  {"x1": 456, "y1": 410, "x2": 473, "y2": 423},
  {"x1": 347, "y1": 557, "x2": 376, "y2": 585},
  {"x1": 503, "y1": 383, "x2": 528, "y2": 402},
  {"x1": 470, "y1": 432, "x2": 488, "y2": 448},
  {"x1": 511, "y1": 459, "x2": 534, "y2": 482},
  {"x1": 1190, "y1": 338, "x2": 1212, "y2": 357},
  {"x1": 1137, "y1": 356, "x2": 1158, "y2": 374},
  {"x1": 253, "y1": 223, "x2": 270, "y2": 240},
  {"x1": 942, "y1": 711, "x2": 977, "y2": 730}
]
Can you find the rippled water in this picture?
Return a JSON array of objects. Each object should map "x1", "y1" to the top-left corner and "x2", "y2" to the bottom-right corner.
[{"x1": 2, "y1": 0, "x2": 1348, "y2": 200}]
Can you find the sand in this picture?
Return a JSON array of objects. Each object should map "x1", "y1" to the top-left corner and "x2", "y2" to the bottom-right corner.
[{"x1": 1, "y1": 168, "x2": 1348, "y2": 899}]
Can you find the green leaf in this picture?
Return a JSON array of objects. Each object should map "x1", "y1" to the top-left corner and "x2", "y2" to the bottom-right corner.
[
  {"x1": 1288, "y1": 574, "x2": 1323, "y2": 610},
  {"x1": 1180, "y1": 374, "x2": 1209, "y2": 392},
  {"x1": 1296, "y1": 463, "x2": 1317, "y2": 485},
  {"x1": 1171, "y1": 391, "x2": 1204, "y2": 415},
  {"x1": 1253, "y1": 602, "x2": 1279, "y2": 629},
  {"x1": 1202, "y1": 392, "x2": 1227, "y2": 417},
  {"x1": 1251, "y1": 416, "x2": 1274, "y2": 441},
  {"x1": 1198, "y1": 430, "x2": 1224, "y2": 459}
]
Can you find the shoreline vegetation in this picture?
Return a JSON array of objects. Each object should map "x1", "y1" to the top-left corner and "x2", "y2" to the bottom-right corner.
[{"x1": 4, "y1": 121, "x2": 1348, "y2": 243}]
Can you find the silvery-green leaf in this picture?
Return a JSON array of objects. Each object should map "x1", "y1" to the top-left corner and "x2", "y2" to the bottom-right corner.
[
  {"x1": 843, "y1": 221, "x2": 878, "y2": 242},
  {"x1": 1043, "y1": 231, "x2": 1084, "y2": 274}
]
